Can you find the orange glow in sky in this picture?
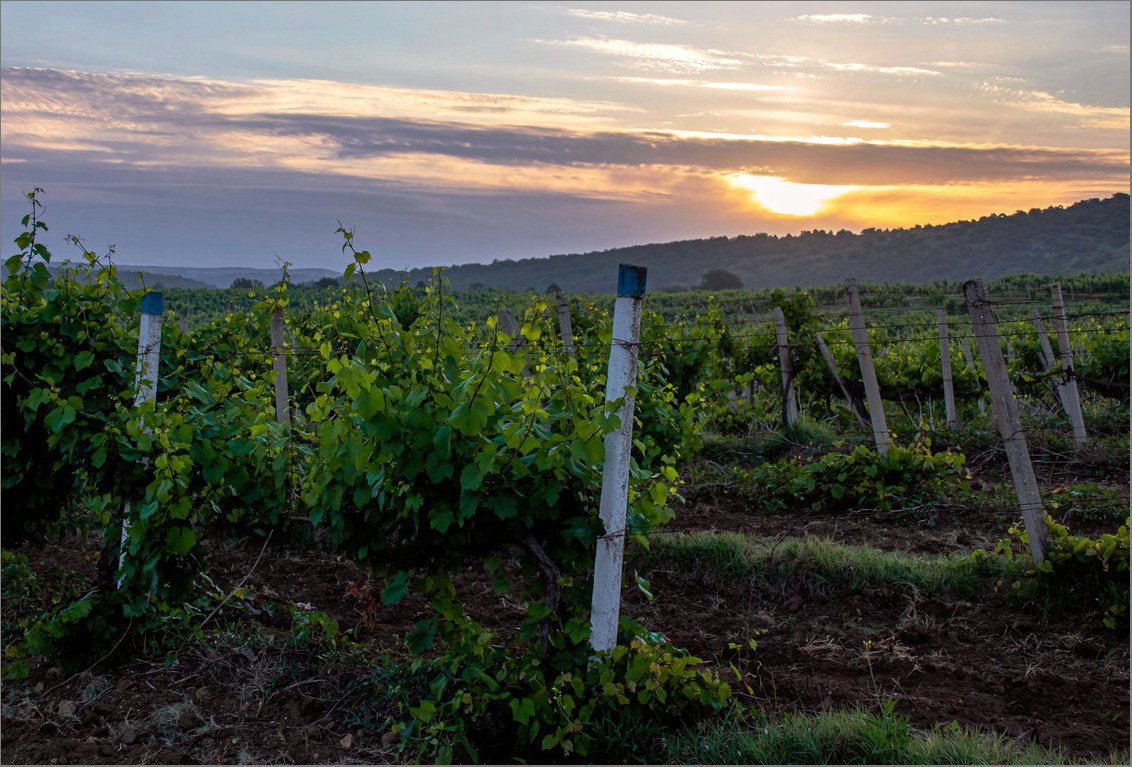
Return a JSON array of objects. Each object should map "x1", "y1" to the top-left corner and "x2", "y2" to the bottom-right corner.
[{"x1": 726, "y1": 174, "x2": 861, "y2": 216}]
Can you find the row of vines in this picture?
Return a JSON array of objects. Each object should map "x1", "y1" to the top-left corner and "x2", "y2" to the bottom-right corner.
[{"x1": 4, "y1": 190, "x2": 1129, "y2": 760}]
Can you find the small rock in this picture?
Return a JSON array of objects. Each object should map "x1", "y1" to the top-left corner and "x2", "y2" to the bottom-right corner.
[
  {"x1": 178, "y1": 709, "x2": 201, "y2": 729},
  {"x1": 381, "y1": 730, "x2": 400, "y2": 748},
  {"x1": 339, "y1": 733, "x2": 353, "y2": 749},
  {"x1": 33, "y1": 682, "x2": 45, "y2": 693},
  {"x1": 119, "y1": 724, "x2": 137, "y2": 745},
  {"x1": 304, "y1": 724, "x2": 323, "y2": 742},
  {"x1": 57, "y1": 700, "x2": 77, "y2": 718}
]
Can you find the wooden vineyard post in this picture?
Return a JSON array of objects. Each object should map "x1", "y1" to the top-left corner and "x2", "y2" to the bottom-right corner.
[
  {"x1": 1031, "y1": 308, "x2": 1069, "y2": 411},
  {"x1": 1050, "y1": 284, "x2": 1087, "y2": 446},
  {"x1": 497, "y1": 306, "x2": 531, "y2": 377},
  {"x1": 270, "y1": 305, "x2": 291, "y2": 429},
  {"x1": 959, "y1": 336, "x2": 986, "y2": 414},
  {"x1": 771, "y1": 306, "x2": 798, "y2": 427},
  {"x1": 963, "y1": 278, "x2": 1050, "y2": 564},
  {"x1": 119, "y1": 291, "x2": 164, "y2": 584},
  {"x1": 590, "y1": 264, "x2": 646, "y2": 656},
  {"x1": 555, "y1": 292, "x2": 575, "y2": 355},
  {"x1": 959, "y1": 337, "x2": 976, "y2": 369},
  {"x1": 844, "y1": 278, "x2": 888, "y2": 454},
  {"x1": 1030, "y1": 309, "x2": 1058, "y2": 373},
  {"x1": 937, "y1": 309, "x2": 958, "y2": 428},
  {"x1": 815, "y1": 332, "x2": 870, "y2": 428},
  {"x1": 498, "y1": 306, "x2": 522, "y2": 348}
]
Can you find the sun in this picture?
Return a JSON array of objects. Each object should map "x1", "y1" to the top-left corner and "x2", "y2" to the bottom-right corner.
[{"x1": 727, "y1": 174, "x2": 859, "y2": 216}]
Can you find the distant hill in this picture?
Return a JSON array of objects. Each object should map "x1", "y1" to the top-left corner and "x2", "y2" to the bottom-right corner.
[
  {"x1": 45, "y1": 264, "x2": 342, "y2": 289},
  {"x1": 364, "y1": 194, "x2": 1129, "y2": 293},
  {"x1": 51, "y1": 194, "x2": 1128, "y2": 293}
]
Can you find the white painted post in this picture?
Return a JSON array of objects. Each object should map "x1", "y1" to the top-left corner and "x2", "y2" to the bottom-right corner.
[
  {"x1": 963, "y1": 279, "x2": 1050, "y2": 564},
  {"x1": 937, "y1": 309, "x2": 958, "y2": 428},
  {"x1": 270, "y1": 305, "x2": 291, "y2": 429},
  {"x1": 771, "y1": 307, "x2": 798, "y2": 426},
  {"x1": 844, "y1": 278, "x2": 888, "y2": 454},
  {"x1": 815, "y1": 332, "x2": 869, "y2": 429},
  {"x1": 555, "y1": 292, "x2": 575, "y2": 356},
  {"x1": 1050, "y1": 284, "x2": 1087, "y2": 446},
  {"x1": 119, "y1": 291, "x2": 163, "y2": 584},
  {"x1": 590, "y1": 264, "x2": 646, "y2": 656}
]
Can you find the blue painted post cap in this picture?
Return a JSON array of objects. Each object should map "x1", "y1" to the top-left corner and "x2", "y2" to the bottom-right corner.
[
  {"x1": 140, "y1": 291, "x2": 163, "y2": 315},
  {"x1": 617, "y1": 264, "x2": 647, "y2": 298}
]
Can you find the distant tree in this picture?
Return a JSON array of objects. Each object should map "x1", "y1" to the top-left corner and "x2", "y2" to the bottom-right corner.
[
  {"x1": 699, "y1": 269, "x2": 743, "y2": 290},
  {"x1": 545, "y1": 282, "x2": 561, "y2": 294},
  {"x1": 231, "y1": 277, "x2": 264, "y2": 290},
  {"x1": 312, "y1": 276, "x2": 340, "y2": 289}
]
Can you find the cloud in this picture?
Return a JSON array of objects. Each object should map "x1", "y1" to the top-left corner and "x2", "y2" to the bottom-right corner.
[
  {"x1": 976, "y1": 82, "x2": 1130, "y2": 126},
  {"x1": 796, "y1": 14, "x2": 875, "y2": 24},
  {"x1": 921, "y1": 16, "x2": 1005, "y2": 25},
  {"x1": 564, "y1": 8, "x2": 686, "y2": 25},
  {"x1": 703, "y1": 82, "x2": 793, "y2": 92},
  {"x1": 823, "y1": 63, "x2": 942, "y2": 77},
  {"x1": 3, "y1": 68, "x2": 1126, "y2": 196},
  {"x1": 539, "y1": 37, "x2": 745, "y2": 72},
  {"x1": 611, "y1": 76, "x2": 792, "y2": 92},
  {"x1": 2, "y1": 66, "x2": 1127, "y2": 271},
  {"x1": 795, "y1": 13, "x2": 1005, "y2": 26}
]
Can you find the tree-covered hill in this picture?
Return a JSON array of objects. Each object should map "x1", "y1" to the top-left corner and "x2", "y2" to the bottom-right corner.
[
  {"x1": 45, "y1": 194, "x2": 1129, "y2": 294},
  {"x1": 368, "y1": 193, "x2": 1129, "y2": 293}
]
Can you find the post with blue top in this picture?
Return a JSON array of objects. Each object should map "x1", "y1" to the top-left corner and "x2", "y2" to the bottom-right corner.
[
  {"x1": 119, "y1": 291, "x2": 164, "y2": 585},
  {"x1": 590, "y1": 264, "x2": 647, "y2": 655}
]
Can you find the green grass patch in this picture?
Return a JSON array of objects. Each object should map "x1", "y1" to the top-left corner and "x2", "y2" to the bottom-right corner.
[
  {"x1": 662, "y1": 701, "x2": 1109, "y2": 765},
  {"x1": 635, "y1": 531, "x2": 1019, "y2": 598}
]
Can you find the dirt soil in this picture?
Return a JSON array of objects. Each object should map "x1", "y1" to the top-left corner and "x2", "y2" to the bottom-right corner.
[{"x1": 2, "y1": 475, "x2": 1129, "y2": 764}]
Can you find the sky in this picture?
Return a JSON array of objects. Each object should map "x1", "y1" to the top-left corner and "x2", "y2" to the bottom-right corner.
[{"x1": 1, "y1": 1, "x2": 1128, "y2": 274}]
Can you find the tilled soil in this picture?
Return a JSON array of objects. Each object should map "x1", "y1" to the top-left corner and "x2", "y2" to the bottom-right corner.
[{"x1": 2, "y1": 489, "x2": 1128, "y2": 764}]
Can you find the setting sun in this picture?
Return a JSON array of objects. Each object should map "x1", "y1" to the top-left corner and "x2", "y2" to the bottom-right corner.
[{"x1": 727, "y1": 174, "x2": 860, "y2": 216}]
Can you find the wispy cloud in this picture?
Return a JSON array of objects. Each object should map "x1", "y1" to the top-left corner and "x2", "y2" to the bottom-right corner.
[
  {"x1": 922, "y1": 16, "x2": 1006, "y2": 25},
  {"x1": 564, "y1": 8, "x2": 686, "y2": 25},
  {"x1": 976, "y1": 82, "x2": 1130, "y2": 127},
  {"x1": 795, "y1": 13, "x2": 1005, "y2": 25},
  {"x1": 540, "y1": 37, "x2": 745, "y2": 72},
  {"x1": 824, "y1": 62, "x2": 942, "y2": 77},
  {"x1": 843, "y1": 120, "x2": 890, "y2": 129},
  {"x1": 611, "y1": 76, "x2": 792, "y2": 92},
  {"x1": 796, "y1": 14, "x2": 875, "y2": 24},
  {"x1": 703, "y1": 82, "x2": 792, "y2": 92}
]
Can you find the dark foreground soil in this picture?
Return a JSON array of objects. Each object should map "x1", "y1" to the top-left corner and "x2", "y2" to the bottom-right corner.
[{"x1": 2, "y1": 485, "x2": 1129, "y2": 764}]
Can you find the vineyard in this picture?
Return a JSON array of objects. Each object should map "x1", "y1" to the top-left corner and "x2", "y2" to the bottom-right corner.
[{"x1": 2, "y1": 190, "x2": 1129, "y2": 764}]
